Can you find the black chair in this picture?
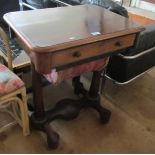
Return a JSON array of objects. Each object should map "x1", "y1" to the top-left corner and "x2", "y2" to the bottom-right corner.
[
  {"x1": 19, "y1": 0, "x2": 72, "y2": 10},
  {"x1": 20, "y1": 0, "x2": 128, "y2": 17},
  {"x1": 0, "y1": 0, "x2": 20, "y2": 29},
  {"x1": 106, "y1": 24, "x2": 155, "y2": 84},
  {"x1": 81, "y1": 0, "x2": 128, "y2": 17}
]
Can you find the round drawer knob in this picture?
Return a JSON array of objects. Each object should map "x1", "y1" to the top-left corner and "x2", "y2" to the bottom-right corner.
[
  {"x1": 115, "y1": 42, "x2": 122, "y2": 47},
  {"x1": 73, "y1": 51, "x2": 81, "y2": 57}
]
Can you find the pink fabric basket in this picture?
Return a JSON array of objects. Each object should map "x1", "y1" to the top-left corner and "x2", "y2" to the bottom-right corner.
[{"x1": 44, "y1": 58, "x2": 109, "y2": 84}]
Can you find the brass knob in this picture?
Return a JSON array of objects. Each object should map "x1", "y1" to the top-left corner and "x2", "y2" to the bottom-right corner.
[
  {"x1": 73, "y1": 51, "x2": 81, "y2": 57},
  {"x1": 115, "y1": 42, "x2": 122, "y2": 47}
]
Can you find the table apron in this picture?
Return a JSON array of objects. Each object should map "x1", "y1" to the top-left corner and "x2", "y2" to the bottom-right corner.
[{"x1": 31, "y1": 34, "x2": 136, "y2": 74}]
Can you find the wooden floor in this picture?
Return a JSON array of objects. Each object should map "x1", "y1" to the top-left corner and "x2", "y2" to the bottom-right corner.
[
  {"x1": 0, "y1": 68, "x2": 155, "y2": 153},
  {"x1": 129, "y1": 12, "x2": 155, "y2": 25}
]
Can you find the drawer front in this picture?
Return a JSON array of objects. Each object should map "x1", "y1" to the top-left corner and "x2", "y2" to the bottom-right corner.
[{"x1": 51, "y1": 34, "x2": 136, "y2": 67}]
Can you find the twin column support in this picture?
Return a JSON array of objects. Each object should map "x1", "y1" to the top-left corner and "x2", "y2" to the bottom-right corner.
[{"x1": 31, "y1": 63, "x2": 111, "y2": 149}]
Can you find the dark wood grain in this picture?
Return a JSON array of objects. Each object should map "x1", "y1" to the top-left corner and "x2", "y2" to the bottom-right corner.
[{"x1": 4, "y1": 5, "x2": 144, "y2": 53}]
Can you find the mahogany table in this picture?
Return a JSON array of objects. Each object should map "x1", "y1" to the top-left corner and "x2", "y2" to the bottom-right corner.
[{"x1": 4, "y1": 5, "x2": 144, "y2": 149}]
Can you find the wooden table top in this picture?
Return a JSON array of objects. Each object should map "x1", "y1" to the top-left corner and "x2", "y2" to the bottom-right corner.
[{"x1": 4, "y1": 5, "x2": 144, "y2": 53}]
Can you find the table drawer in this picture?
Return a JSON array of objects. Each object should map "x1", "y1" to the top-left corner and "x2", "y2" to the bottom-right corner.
[{"x1": 51, "y1": 34, "x2": 136, "y2": 67}]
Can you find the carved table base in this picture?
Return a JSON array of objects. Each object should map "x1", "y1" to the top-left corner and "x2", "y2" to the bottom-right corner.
[{"x1": 30, "y1": 64, "x2": 111, "y2": 149}]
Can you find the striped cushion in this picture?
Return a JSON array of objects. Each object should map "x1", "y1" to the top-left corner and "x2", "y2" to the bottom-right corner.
[{"x1": 0, "y1": 64, "x2": 24, "y2": 96}]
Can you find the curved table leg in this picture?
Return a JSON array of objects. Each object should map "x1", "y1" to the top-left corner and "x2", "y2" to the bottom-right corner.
[
  {"x1": 31, "y1": 113, "x2": 59, "y2": 149},
  {"x1": 44, "y1": 123, "x2": 59, "y2": 149}
]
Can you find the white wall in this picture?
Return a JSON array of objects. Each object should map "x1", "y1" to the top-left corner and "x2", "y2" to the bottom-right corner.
[{"x1": 131, "y1": 0, "x2": 155, "y2": 12}]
